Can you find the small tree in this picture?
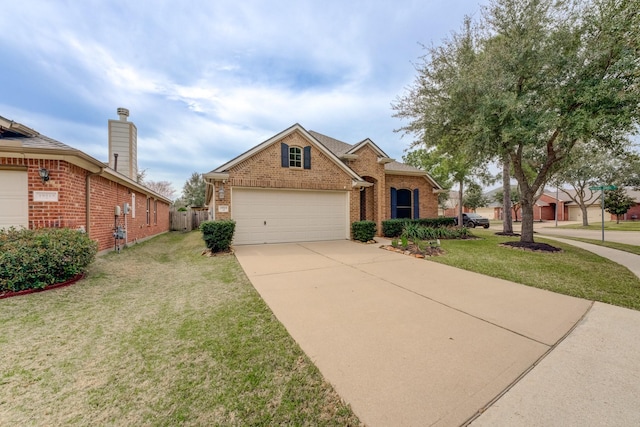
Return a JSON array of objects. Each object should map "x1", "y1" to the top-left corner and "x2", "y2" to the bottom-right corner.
[
  {"x1": 181, "y1": 172, "x2": 206, "y2": 207},
  {"x1": 605, "y1": 188, "x2": 635, "y2": 224},
  {"x1": 145, "y1": 180, "x2": 176, "y2": 200},
  {"x1": 463, "y1": 182, "x2": 489, "y2": 212}
]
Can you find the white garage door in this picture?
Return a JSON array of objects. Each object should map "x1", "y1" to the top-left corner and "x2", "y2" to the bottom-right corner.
[
  {"x1": 232, "y1": 188, "x2": 349, "y2": 244},
  {"x1": 0, "y1": 169, "x2": 28, "y2": 230},
  {"x1": 568, "y1": 206, "x2": 602, "y2": 223}
]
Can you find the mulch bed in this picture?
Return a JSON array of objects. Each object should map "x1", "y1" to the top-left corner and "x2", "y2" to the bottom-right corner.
[
  {"x1": 500, "y1": 241, "x2": 562, "y2": 253},
  {"x1": 0, "y1": 274, "x2": 85, "y2": 300}
]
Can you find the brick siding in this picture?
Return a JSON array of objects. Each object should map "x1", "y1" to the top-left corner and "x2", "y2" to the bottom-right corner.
[{"x1": 1, "y1": 157, "x2": 170, "y2": 252}]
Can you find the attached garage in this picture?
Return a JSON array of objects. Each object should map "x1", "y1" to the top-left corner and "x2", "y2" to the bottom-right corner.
[
  {"x1": 0, "y1": 168, "x2": 28, "y2": 230},
  {"x1": 568, "y1": 205, "x2": 603, "y2": 223},
  {"x1": 231, "y1": 188, "x2": 349, "y2": 244}
]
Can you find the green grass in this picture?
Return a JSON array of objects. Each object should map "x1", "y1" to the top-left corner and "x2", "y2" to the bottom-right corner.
[
  {"x1": 543, "y1": 236, "x2": 640, "y2": 256},
  {"x1": 555, "y1": 221, "x2": 640, "y2": 231},
  {"x1": 430, "y1": 229, "x2": 640, "y2": 310},
  {"x1": 0, "y1": 231, "x2": 361, "y2": 426}
]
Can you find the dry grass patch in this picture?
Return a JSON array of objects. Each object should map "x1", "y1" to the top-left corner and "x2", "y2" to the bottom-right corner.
[{"x1": 0, "y1": 231, "x2": 360, "y2": 426}]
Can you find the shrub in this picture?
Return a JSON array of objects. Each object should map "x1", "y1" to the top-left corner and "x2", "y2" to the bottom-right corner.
[
  {"x1": 401, "y1": 223, "x2": 470, "y2": 242},
  {"x1": 382, "y1": 218, "x2": 457, "y2": 237},
  {"x1": 416, "y1": 217, "x2": 456, "y2": 228},
  {"x1": 382, "y1": 219, "x2": 409, "y2": 237},
  {"x1": 351, "y1": 221, "x2": 376, "y2": 242},
  {"x1": 0, "y1": 227, "x2": 98, "y2": 293},
  {"x1": 200, "y1": 220, "x2": 236, "y2": 252}
]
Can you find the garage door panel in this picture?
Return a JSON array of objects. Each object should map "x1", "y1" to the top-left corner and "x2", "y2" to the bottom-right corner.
[
  {"x1": 0, "y1": 170, "x2": 28, "y2": 230},
  {"x1": 232, "y1": 188, "x2": 348, "y2": 245}
]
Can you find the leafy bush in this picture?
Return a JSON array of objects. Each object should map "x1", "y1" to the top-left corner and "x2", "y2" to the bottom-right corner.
[
  {"x1": 351, "y1": 221, "x2": 376, "y2": 242},
  {"x1": 200, "y1": 220, "x2": 236, "y2": 252},
  {"x1": 382, "y1": 219, "x2": 409, "y2": 237},
  {"x1": 416, "y1": 217, "x2": 456, "y2": 228},
  {"x1": 0, "y1": 227, "x2": 98, "y2": 293},
  {"x1": 382, "y1": 217, "x2": 456, "y2": 237},
  {"x1": 402, "y1": 223, "x2": 470, "y2": 241}
]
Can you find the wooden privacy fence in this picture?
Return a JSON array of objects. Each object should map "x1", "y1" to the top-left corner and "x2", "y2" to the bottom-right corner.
[{"x1": 170, "y1": 208, "x2": 210, "y2": 231}]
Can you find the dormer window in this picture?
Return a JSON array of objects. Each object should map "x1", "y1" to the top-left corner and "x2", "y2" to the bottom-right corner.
[{"x1": 289, "y1": 146, "x2": 302, "y2": 168}]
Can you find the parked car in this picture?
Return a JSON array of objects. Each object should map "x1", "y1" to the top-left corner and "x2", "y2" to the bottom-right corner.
[{"x1": 453, "y1": 213, "x2": 490, "y2": 228}]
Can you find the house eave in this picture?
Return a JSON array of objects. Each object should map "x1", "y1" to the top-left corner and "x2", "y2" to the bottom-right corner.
[
  {"x1": 377, "y1": 157, "x2": 395, "y2": 164},
  {"x1": 385, "y1": 169, "x2": 443, "y2": 190},
  {"x1": 340, "y1": 154, "x2": 359, "y2": 160},
  {"x1": 352, "y1": 180, "x2": 374, "y2": 188},
  {"x1": 203, "y1": 172, "x2": 230, "y2": 182},
  {"x1": 0, "y1": 144, "x2": 171, "y2": 203}
]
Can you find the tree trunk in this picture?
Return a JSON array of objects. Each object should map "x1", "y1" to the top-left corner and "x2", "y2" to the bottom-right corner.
[
  {"x1": 520, "y1": 196, "x2": 535, "y2": 243},
  {"x1": 458, "y1": 180, "x2": 464, "y2": 229},
  {"x1": 502, "y1": 157, "x2": 513, "y2": 234},
  {"x1": 580, "y1": 205, "x2": 589, "y2": 226}
]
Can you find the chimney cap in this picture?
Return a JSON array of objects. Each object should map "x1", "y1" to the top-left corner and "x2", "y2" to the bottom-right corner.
[{"x1": 117, "y1": 108, "x2": 129, "y2": 121}]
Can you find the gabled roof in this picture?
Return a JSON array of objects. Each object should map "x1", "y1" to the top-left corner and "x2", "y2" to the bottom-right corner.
[
  {"x1": 207, "y1": 124, "x2": 443, "y2": 190},
  {"x1": 308, "y1": 130, "x2": 442, "y2": 189},
  {"x1": 347, "y1": 138, "x2": 389, "y2": 157},
  {"x1": 207, "y1": 123, "x2": 362, "y2": 181}
]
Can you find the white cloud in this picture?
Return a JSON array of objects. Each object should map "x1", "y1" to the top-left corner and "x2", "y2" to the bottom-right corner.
[{"x1": 1, "y1": 0, "x2": 488, "y2": 195}]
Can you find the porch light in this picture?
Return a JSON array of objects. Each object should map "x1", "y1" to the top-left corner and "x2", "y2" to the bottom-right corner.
[
  {"x1": 218, "y1": 184, "x2": 225, "y2": 200},
  {"x1": 39, "y1": 168, "x2": 50, "y2": 183}
]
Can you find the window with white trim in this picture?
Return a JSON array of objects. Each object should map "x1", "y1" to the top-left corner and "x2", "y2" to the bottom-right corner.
[{"x1": 289, "y1": 146, "x2": 302, "y2": 168}]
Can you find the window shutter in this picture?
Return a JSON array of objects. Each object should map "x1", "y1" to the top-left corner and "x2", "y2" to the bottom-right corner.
[
  {"x1": 413, "y1": 188, "x2": 420, "y2": 219},
  {"x1": 391, "y1": 187, "x2": 397, "y2": 219},
  {"x1": 281, "y1": 143, "x2": 289, "y2": 167},
  {"x1": 303, "y1": 146, "x2": 311, "y2": 169}
]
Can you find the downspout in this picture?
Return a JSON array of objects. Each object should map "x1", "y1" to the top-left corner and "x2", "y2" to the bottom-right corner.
[{"x1": 85, "y1": 168, "x2": 104, "y2": 236}]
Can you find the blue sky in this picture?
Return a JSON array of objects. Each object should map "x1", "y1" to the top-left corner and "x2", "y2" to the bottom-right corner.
[{"x1": 1, "y1": 0, "x2": 487, "y2": 196}]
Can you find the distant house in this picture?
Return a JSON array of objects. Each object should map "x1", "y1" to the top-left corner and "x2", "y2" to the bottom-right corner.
[
  {"x1": 203, "y1": 124, "x2": 443, "y2": 244},
  {"x1": 560, "y1": 188, "x2": 640, "y2": 222},
  {"x1": 475, "y1": 187, "x2": 639, "y2": 223},
  {"x1": 0, "y1": 109, "x2": 171, "y2": 252}
]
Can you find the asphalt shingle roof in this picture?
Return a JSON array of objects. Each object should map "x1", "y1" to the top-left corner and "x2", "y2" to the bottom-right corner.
[{"x1": 1, "y1": 134, "x2": 76, "y2": 151}]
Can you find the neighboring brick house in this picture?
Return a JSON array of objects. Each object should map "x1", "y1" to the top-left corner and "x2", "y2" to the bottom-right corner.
[
  {"x1": 0, "y1": 109, "x2": 170, "y2": 253},
  {"x1": 203, "y1": 123, "x2": 442, "y2": 244}
]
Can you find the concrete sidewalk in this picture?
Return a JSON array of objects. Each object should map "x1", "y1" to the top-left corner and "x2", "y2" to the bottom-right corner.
[
  {"x1": 471, "y1": 301, "x2": 640, "y2": 426},
  {"x1": 535, "y1": 235, "x2": 640, "y2": 279},
  {"x1": 235, "y1": 240, "x2": 591, "y2": 426}
]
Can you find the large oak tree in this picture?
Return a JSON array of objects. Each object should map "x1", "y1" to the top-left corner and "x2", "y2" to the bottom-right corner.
[{"x1": 394, "y1": 0, "x2": 640, "y2": 243}]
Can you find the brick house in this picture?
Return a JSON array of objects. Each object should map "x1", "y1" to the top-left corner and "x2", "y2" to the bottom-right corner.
[
  {"x1": 0, "y1": 109, "x2": 171, "y2": 253},
  {"x1": 203, "y1": 123, "x2": 442, "y2": 244}
]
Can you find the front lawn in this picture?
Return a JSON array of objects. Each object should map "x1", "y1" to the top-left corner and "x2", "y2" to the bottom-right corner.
[
  {"x1": 430, "y1": 229, "x2": 640, "y2": 310},
  {"x1": 0, "y1": 232, "x2": 361, "y2": 426}
]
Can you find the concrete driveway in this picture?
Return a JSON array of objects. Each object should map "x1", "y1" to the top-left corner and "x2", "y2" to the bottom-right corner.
[{"x1": 234, "y1": 240, "x2": 591, "y2": 426}]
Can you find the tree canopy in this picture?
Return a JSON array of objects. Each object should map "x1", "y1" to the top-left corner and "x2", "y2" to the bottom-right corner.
[
  {"x1": 181, "y1": 172, "x2": 206, "y2": 207},
  {"x1": 393, "y1": 0, "x2": 640, "y2": 242}
]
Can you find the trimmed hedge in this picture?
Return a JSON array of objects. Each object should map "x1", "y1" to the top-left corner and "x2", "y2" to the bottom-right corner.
[
  {"x1": 200, "y1": 220, "x2": 236, "y2": 252},
  {"x1": 351, "y1": 221, "x2": 376, "y2": 242},
  {"x1": 402, "y1": 222, "x2": 470, "y2": 241},
  {"x1": 382, "y1": 217, "x2": 456, "y2": 237},
  {"x1": 0, "y1": 227, "x2": 98, "y2": 293}
]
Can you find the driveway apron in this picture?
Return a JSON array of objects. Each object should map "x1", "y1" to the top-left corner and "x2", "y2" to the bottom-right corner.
[{"x1": 234, "y1": 240, "x2": 591, "y2": 427}]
